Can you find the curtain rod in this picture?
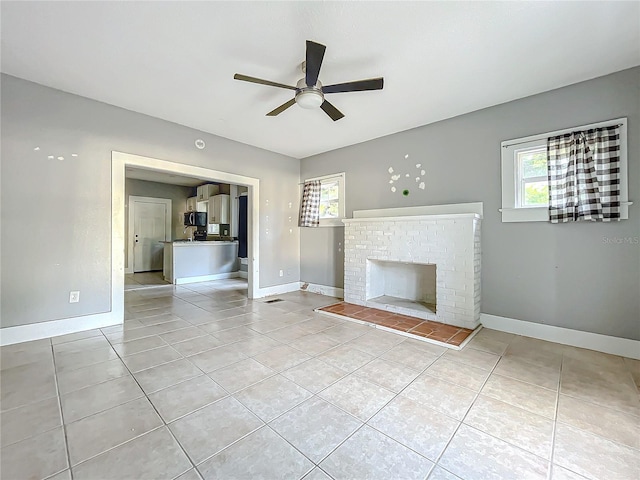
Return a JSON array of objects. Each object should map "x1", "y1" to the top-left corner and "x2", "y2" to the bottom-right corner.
[
  {"x1": 299, "y1": 173, "x2": 345, "y2": 185},
  {"x1": 502, "y1": 123, "x2": 623, "y2": 149}
]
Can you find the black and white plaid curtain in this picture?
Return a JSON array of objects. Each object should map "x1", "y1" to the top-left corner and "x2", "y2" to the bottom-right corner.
[
  {"x1": 547, "y1": 125, "x2": 621, "y2": 223},
  {"x1": 299, "y1": 180, "x2": 321, "y2": 227}
]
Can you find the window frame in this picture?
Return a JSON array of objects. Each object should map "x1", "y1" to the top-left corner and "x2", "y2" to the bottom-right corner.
[
  {"x1": 500, "y1": 118, "x2": 630, "y2": 223},
  {"x1": 304, "y1": 172, "x2": 346, "y2": 227}
]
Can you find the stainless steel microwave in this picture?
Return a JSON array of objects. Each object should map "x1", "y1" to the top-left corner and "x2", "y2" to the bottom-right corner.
[{"x1": 184, "y1": 212, "x2": 207, "y2": 227}]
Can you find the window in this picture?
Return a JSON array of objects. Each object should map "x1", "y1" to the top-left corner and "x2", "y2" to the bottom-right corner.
[
  {"x1": 516, "y1": 146, "x2": 548, "y2": 208},
  {"x1": 501, "y1": 118, "x2": 629, "y2": 222},
  {"x1": 305, "y1": 172, "x2": 345, "y2": 226},
  {"x1": 319, "y1": 178, "x2": 340, "y2": 219}
]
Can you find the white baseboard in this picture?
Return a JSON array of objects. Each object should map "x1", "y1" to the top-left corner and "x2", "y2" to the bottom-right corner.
[
  {"x1": 255, "y1": 281, "x2": 302, "y2": 299},
  {"x1": 175, "y1": 272, "x2": 240, "y2": 285},
  {"x1": 481, "y1": 313, "x2": 640, "y2": 360},
  {"x1": 0, "y1": 312, "x2": 122, "y2": 346},
  {"x1": 238, "y1": 271, "x2": 248, "y2": 279},
  {"x1": 300, "y1": 282, "x2": 344, "y2": 298}
]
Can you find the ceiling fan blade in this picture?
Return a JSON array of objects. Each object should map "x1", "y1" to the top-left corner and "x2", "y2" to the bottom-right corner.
[
  {"x1": 305, "y1": 40, "x2": 326, "y2": 87},
  {"x1": 233, "y1": 73, "x2": 297, "y2": 91},
  {"x1": 322, "y1": 77, "x2": 384, "y2": 94},
  {"x1": 320, "y1": 100, "x2": 344, "y2": 121},
  {"x1": 266, "y1": 98, "x2": 296, "y2": 116}
]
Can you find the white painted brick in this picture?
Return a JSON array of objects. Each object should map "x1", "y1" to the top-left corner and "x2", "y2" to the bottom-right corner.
[{"x1": 344, "y1": 215, "x2": 481, "y2": 329}]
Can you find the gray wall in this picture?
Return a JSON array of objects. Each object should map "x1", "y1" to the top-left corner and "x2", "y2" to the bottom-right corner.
[
  {"x1": 1, "y1": 74, "x2": 301, "y2": 329},
  {"x1": 124, "y1": 178, "x2": 193, "y2": 269},
  {"x1": 300, "y1": 67, "x2": 640, "y2": 341}
]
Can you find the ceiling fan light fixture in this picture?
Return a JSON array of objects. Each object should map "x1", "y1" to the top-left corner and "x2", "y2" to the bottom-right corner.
[
  {"x1": 233, "y1": 40, "x2": 383, "y2": 121},
  {"x1": 295, "y1": 90, "x2": 324, "y2": 109}
]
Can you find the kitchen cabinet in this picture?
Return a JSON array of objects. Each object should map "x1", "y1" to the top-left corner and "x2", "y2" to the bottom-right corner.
[
  {"x1": 197, "y1": 184, "x2": 219, "y2": 202},
  {"x1": 208, "y1": 194, "x2": 230, "y2": 224},
  {"x1": 186, "y1": 196, "x2": 197, "y2": 212}
]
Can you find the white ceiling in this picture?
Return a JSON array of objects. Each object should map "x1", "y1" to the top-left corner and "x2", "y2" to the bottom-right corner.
[{"x1": 2, "y1": 2, "x2": 638, "y2": 159}]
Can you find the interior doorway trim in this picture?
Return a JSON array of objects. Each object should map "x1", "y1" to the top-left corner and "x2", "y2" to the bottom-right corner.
[
  {"x1": 126, "y1": 196, "x2": 172, "y2": 274},
  {"x1": 112, "y1": 152, "x2": 261, "y2": 324}
]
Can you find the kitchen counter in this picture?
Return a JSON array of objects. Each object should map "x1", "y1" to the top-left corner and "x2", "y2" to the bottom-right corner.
[
  {"x1": 164, "y1": 240, "x2": 237, "y2": 246},
  {"x1": 163, "y1": 241, "x2": 240, "y2": 284}
]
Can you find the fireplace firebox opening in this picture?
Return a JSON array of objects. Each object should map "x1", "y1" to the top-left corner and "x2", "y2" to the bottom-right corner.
[{"x1": 366, "y1": 259, "x2": 436, "y2": 314}]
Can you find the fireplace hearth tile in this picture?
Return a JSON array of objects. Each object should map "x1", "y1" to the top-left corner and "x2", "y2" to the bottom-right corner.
[
  {"x1": 448, "y1": 331, "x2": 473, "y2": 346},
  {"x1": 316, "y1": 302, "x2": 477, "y2": 349},
  {"x1": 324, "y1": 303, "x2": 367, "y2": 316},
  {"x1": 375, "y1": 318, "x2": 423, "y2": 332}
]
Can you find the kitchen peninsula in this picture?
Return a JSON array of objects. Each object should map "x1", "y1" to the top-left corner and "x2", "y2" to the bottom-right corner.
[{"x1": 163, "y1": 240, "x2": 240, "y2": 284}]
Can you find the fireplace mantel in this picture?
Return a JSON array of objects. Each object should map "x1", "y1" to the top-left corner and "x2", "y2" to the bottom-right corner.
[{"x1": 343, "y1": 212, "x2": 482, "y2": 224}]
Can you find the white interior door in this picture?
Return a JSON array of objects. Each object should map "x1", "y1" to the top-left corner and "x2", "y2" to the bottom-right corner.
[{"x1": 133, "y1": 201, "x2": 167, "y2": 272}]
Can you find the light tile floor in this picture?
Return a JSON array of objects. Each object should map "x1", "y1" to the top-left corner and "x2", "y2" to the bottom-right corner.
[
  {"x1": 125, "y1": 271, "x2": 170, "y2": 291},
  {"x1": 1, "y1": 278, "x2": 639, "y2": 480}
]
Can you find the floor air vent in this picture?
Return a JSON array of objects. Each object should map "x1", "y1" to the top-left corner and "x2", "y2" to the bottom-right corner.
[{"x1": 264, "y1": 298, "x2": 284, "y2": 304}]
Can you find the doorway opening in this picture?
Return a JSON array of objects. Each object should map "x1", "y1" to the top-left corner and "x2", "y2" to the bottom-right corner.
[{"x1": 112, "y1": 152, "x2": 260, "y2": 323}]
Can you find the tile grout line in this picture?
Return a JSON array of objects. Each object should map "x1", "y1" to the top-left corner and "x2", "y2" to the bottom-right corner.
[
  {"x1": 105, "y1": 305, "x2": 344, "y2": 416},
  {"x1": 286, "y1": 339, "x2": 451, "y2": 473},
  {"x1": 49, "y1": 339, "x2": 75, "y2": 480},
  {"x1": 547, "y1": 359, "x2": 640, "y2": 476},
  {"x1": 315, "y1": 342, "x2": 447, "y2": 467},
  {"x1": 188, "y1": 422, "x2": 265, "y2": 474},
  {"x1": 124, "y1": 293, "x2": 330, "y2": 475},
  {"x1": 96, "y1": 324, "x2": 560, "y2": 475},
  {"x1": 100, "y1": 335, "x2": 200, "y2": 479},
  {"x1": 40, "y1": 287, "x2": 637, "y2": 479},
  {"x1": 187, "y1": 326, "x2": 407, "y2": 472},
  {"x1": 552, "y1": 415, "x2": 640, "y2": 449},
  {"x1": 256, "y1": 424, "x2": 317, "y2": 479},
  {"x1": 431, "y1": 342, "x2": 587, "y2": 473},
  {"x1": 270, "y1": 403, "x2": 362, "y2": 468},
  {"x1": 54, "y1": 318, "x2": 215, "y2": 477},
  {"x1": 486, "y1": 364, "x2": 560, "y2": 392},
  {"x1": 547, "y1": 354, "x2": 564, "y2": 480},
  {"x1": 109, "y1": 355, "x2": 254, "y2": 475},
  {"x1": 428, "y1": 342, "x2": 551, "y2": 472},
  {"x1": 52, "y1": 298, "x2": 439, "y2": 467},
  {"x1": 65, "y1": 425, "x2": 169, "y2": 473},
  {"x1": 119, "y1": 292, "x2": 334, "y2": 348},
  {"x1": 428, "y1": 363, "x2": 499, "y2": 471}
]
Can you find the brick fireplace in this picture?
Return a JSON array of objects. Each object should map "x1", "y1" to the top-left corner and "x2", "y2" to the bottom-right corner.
[{"x1": 342, "y1": 209, "x2": 481, "y2": 330}]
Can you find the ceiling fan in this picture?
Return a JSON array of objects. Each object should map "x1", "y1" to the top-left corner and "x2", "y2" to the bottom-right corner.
[{"x1": 234, "y1": 40, "x2": 384, "y2": 121}]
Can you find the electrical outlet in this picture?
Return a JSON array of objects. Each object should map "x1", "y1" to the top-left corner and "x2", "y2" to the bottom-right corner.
[
  {"x1": 279, "y1": 270, "x2": 284, "y2": 277},
  {"x1": 69, "y1": 291, "x2": 80, "y2": 303}
]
